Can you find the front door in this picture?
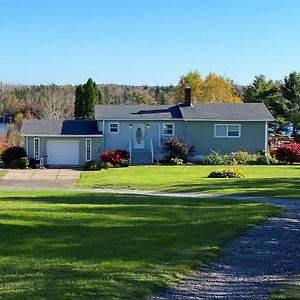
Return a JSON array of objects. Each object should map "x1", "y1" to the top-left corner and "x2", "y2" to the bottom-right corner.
[{"x1": 133, "y1": 124, "x2": 145, "y2": 149}]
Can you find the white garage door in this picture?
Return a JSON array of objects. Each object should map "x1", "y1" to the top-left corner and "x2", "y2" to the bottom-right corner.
[{"x1": 47, "y1": 140, "x2": 79, "y2": 165}]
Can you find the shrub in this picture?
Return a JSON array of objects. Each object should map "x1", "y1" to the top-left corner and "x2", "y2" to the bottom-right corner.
[
  {"x1": 228, "y1": 151, "x2": 252, "y2": 165},
  {"x1": 170, "y1": 157, "x2": 184, "y2": 165},
  {"x1": 2, "y1": 146, "x2": 26, "y2": 166},
  {"x1": 201, "y1": 150, "x2": 228, "y2": 165},
  {"x1": 208, "y1": 169, "x2": 246, "y2": 178},
  {"x1": 162, "y1": 137, "x2": 194, "y2": 161},
  {"x1": 0, "y1": 135, "x2": 9, "y2": 157},
  {"x1": 8, "y1": 157, "x2": 29, "y2": 169},
  {"x1": 274, "y1": 143, "x2": 300, "y2": 164},
  {"x1": 83, "y1": 160, "x2": 101, "y2": 171},
  {"x1": 100, "y1": 162, "x2": 113, "y2": 169},
  {"x1": 100, "y1": 149, "x2": 130, "y2": 166}
]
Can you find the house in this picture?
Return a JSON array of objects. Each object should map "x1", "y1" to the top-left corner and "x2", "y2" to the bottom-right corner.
[{"x1": 21, "y1": 88, "x2": 274, "y2": 166}]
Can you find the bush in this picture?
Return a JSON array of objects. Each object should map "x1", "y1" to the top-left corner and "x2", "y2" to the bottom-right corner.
[
  {"x1": 2, "y1": 146, "x2": 26, "y2": 166},
  {"x1": 100, "y1": 149, "x2": 130, "y2": 166},
  {"x1": 84, "y1": 160, "x2": 101, "y2": 171},
  {"x1": 201, "y1": 150, "x2": 228, "y2": 165},
  {"x1": 170, "y1": 157, "x2": 184, "y2": 165},
  {"x1": 208, "y1": 169, "x2": 246, "y2": 178},
  {"x1": 0, "y1": 135, "x2": 9, "y2": 157},
  {"x1": 162, "y1": 137, "x2": 194, "y2": 161},
  {"x1": 8, "y1": 157, "x2": 29, "y2": 169},
  {"x1": 228, "y1": 151, "x2": 252, "y2": 165},
  {"x1": 274, "y1": 143, "x2": 300, "y2": 164},
  {"x1": 100, "y1": 162, "x2": 113, "y2": 169}
]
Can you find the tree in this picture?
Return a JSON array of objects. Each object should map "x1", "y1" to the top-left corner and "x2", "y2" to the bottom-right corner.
[
  {"x1": 176, "y1": 71, "x2": 241, "y2": 103},
  {"x1": 176, "y1": 71, "x2": 203, "y2": 102},
  {"x1": 199, "y1": 73, "x2": 241, "y2": 103},
  {"x1": 281, "y1": 72, "x2": 300, "y2": 138},
  {"x1": 243, "y1": 75, "x2": 288, "y2": 132},
  {"x1": 74, "y1": 78, "x2": 102, "y2": 119}
]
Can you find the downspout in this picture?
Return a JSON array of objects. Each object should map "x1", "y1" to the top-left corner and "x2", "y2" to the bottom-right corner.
[
  {"x1": 26, "y1": 136, "x2": 29, "y2": 157},
  {"x1": 265, "y1": 121, "x2": 268, "y2": 152}
]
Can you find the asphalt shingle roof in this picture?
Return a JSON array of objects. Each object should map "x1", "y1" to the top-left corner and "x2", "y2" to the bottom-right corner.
[
  {"x1": 95, "y1": 105, "x2": 182, "y2": 120},
  {"x1": 179, "y1": 103, "x2": 274, "y2": 121},
  {"x1": 21, "y1": 120, "x2": 101, "y2": 135},
  {"x1": 95, "y1": 103, "x2": 273, "y2": 121}
]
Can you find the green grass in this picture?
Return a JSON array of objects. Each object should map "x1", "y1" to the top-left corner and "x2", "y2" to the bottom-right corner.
[
  {"x1": 270, "y1": 279, "x2": 300, "y2": 299},
  {"x1": 0, "y1": 190, "x2": 280, "y2": 299},
  {"x1": 78, "y1": 165, "x2": 300, "y2": 198}
]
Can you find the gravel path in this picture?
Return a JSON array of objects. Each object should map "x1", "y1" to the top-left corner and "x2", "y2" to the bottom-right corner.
[{"x1": 150, "y1": 196, "x2": 300, "y2": 300}]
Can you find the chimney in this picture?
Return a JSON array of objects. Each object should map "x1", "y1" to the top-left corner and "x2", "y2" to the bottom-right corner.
[{"x1": 184, "y1": 86, "x2": 192, "y2": 106}]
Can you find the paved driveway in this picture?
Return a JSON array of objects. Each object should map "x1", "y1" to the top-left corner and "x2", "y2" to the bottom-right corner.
[{"x1": 0, "y1": 169, "x2": 81, "y2": 189}]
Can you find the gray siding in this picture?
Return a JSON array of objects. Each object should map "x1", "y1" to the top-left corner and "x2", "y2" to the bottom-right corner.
[
  {"x1": 98, "y1": 120, "x2": 186, "y2": 153},
  {"x1": 26, "y1": 136, "x2": 102, "y2": 166},
  {"x1": 186, "y1": 121, "x2": 266, "y2": 155}
]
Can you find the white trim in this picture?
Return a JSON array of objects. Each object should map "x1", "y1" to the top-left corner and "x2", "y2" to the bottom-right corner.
[
  {"x1": 108, "y1": 122, "x2": 119, "y2": 134},
  {"x1": 102, "y1": 120, "x2": 105, "y2": 152},
  {"x1": 86, "y1": 138, "x2": 92, "y2": 161},
  {"x1": 97, "y1": 118, "x2": 273, "y2": 122},
  {"x1": 34, "y1": 137, "x2": 40, "y2": 159},
  {"x1": 161, "y1": 123, "x2": 175, "y2": 136},
  {"x1": 26, "y1": 136, "x2": 29, "y2": 156},
  {"x1": 214, "y1": 124, "x2": 241, "y2": 138},
  {"x1": 21, "y1": 134, "x2": 102, "y2": 137},
  {"x1": 265, "y1": 121, "x2": 268, "y2": 152}
]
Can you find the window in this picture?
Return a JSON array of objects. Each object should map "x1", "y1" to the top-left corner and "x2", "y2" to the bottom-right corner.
[
  {"x1": 86, "y1": 138, "x2": 91, "y2": 161},
  {"x1": 214, "y1": 124, "x2": 241, "y2": 138},
  {"x1": 109, "y1": 123, "x2": 119, "y2": 133},
  {"x1": 34, "y1": 138, "x2": 40, "y2": 159},
  {"x1": 162, "y1": 123, "x2": 174, "y2": 136}
]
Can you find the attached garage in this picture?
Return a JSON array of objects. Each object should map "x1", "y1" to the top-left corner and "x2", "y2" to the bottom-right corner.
[
  {"x1": 47, "y1": 140, "x2": 79, "y2": 165},
  {"x1": 21, "y1": 119, "x2": 103, "y2": 166}
]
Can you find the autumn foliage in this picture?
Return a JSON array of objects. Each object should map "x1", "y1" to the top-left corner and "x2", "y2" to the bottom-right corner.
[
  {"x1": 274, "y1": 143, "x2": 300, "y2": 164},
  {"x1": 100, "y1": 149, "x2": 129, "y2": 166}
]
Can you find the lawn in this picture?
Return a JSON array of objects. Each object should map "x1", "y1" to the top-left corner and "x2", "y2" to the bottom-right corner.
[
  {"x1": 270, "y1": 278, "x2": 300, "y2": 299},
  {"x1": 78, "y1": 165, "x2": 300, "y2": 199},
  {"x1": 0, "y1": 190, "x2": 280, "y2": 299}
]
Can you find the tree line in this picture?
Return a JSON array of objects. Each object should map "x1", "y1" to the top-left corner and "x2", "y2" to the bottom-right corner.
[{"x1": 0, "y1": 71, "x2": 299, "y2": 140}]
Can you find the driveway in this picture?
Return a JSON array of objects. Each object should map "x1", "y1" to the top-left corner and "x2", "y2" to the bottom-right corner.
[{"x1": 0, "y1": 169, "x2": 81, "y2": 189}]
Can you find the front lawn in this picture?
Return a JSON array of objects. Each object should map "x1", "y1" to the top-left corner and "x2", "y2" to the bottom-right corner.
[
  {"x1": 0, "y1": 190, "x2": 279, "y2": 299},
  {"x1": 78, "y1": 165, "x2": 300, "y2": 198}
]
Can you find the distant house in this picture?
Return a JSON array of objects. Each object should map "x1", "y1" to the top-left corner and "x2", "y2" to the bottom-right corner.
[{"x1": 21, "y1": 88, "x2": 274, "y2": 166}]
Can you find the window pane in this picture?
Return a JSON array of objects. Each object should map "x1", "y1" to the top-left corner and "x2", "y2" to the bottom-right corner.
[
  {"x1": 228, "y1": 125, "x2": 239, "y2": 136},
  {"x1": 215, "y1": 125, "x2": 226, "y2": 137},
  {"x1": 163, "y1": 124, "x2": 174, "y2": 135},
  {"x1": 109, "y1": 123, "x2": 119, "y2": 133}
]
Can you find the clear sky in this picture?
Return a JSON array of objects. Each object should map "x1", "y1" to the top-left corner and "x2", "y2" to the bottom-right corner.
[{"x1": 1, "y1": 0, "x2": 300, "y2": 86}]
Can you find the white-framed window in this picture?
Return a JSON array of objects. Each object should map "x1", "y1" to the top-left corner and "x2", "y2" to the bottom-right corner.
[
  {"x1": 34, "y1": 137, "x2": 40, "y2": 159},
  {"x1": 214, "y1": 124, "x2": 241, "y2": 138},
  {"x1": 162, "y1": 123, "x2": 175, "y2": 136},
  {"x1": 109, "y1": 122, "x2": 119, "y2": 133},
  {"x1": 86, "y1": 138, "x2": 92, "y2": 161}
]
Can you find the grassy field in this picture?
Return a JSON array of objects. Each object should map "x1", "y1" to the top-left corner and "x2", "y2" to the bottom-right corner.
[
  {"x1": 270, "y1": 279, "x2": 300, "y2": 299},
  {"x1": 0, "y1": 190, "x2": 280, "y2": 299},
  {"x1": 78, "y1": 165, "x2": 300, "y2": 198}
]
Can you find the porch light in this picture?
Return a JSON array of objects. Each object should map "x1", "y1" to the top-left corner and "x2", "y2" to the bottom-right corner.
[
  {"x1": 146, "y1": 124, "x2": 150, "y2": 128},
  {"x1": 129, "y1": 124, "x2": 132, "y2": 128}
]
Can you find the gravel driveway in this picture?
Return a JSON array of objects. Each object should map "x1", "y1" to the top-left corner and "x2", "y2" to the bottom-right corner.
[{"x1": 149, "y1": 196, "x2": 300, "y2": 300}]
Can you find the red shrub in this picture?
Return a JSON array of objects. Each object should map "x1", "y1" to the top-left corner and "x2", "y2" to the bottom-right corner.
[
  {"x1": 1, "y1": 146, "x2": 27, "y2": 166},
  {"x1": 100, "y1": 149, "x2": 129, "y2": 166},
  {"x1": 0, "y1": 135, "x2": 9, "y2": 157},
  {"x1": 274, "y1": 143, "x2": 300, "y2": 164}
]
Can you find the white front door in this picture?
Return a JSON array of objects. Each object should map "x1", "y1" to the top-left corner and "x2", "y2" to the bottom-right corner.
[
  {"x1": 47, "y1": 140, "x2": 79, "y2": 165},
  {"x1": 133, "y1": 124, "x2": 145, "y2": 149}
]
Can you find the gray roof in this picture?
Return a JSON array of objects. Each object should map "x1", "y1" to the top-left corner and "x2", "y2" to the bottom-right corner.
[
  {"x1": 95, "y1": 103, "x2": 273, "y2": 121},
  {"x1": 179, "y1": 103, "x2": 274, "y2": 121},
  {"x1": 95, "y1": 105, "x2": 182, "y2": 120},
  {"x1": 21, "y1": 120, "x2": 102, "y2": 135}
]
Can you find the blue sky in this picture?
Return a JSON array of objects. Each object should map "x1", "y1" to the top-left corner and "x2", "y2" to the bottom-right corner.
[{"x1": 1, "y1": 0, "x2": 300, "y2": 86}]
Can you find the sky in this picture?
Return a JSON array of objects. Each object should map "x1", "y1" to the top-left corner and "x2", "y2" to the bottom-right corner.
[{"x1": 1, "y1": 0, "x2": 300, "y2": 86}]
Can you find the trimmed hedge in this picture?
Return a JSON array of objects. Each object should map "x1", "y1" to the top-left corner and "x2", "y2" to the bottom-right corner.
[
  {"x1": 208, "y1": 169, "x2": 246, "y2": 178},
  {"x1": 8, "y1": 157, "x2": 29, "y2": 169}
]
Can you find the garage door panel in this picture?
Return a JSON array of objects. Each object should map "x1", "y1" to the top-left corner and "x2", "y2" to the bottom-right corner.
[{"x1": 47, "y1": 140, "x2": 79, "y2": 165}]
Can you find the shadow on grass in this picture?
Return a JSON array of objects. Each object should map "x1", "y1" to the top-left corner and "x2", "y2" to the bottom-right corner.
[
  {"x1": 0, "y1": 192, "x2": 280, "y2": 299},
  {"x1": 166, "y1": 177, "x2": 300, "y2": 198}
]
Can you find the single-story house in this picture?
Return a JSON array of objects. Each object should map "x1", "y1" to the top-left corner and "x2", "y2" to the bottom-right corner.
[{"x1": 21, "y1": 88, "x2": 274, "y2": 166}]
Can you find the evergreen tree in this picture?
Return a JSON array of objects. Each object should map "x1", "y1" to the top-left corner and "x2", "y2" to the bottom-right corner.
[{"x1": 74, "y1": 78, "x2": 102, "y2": 119}]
